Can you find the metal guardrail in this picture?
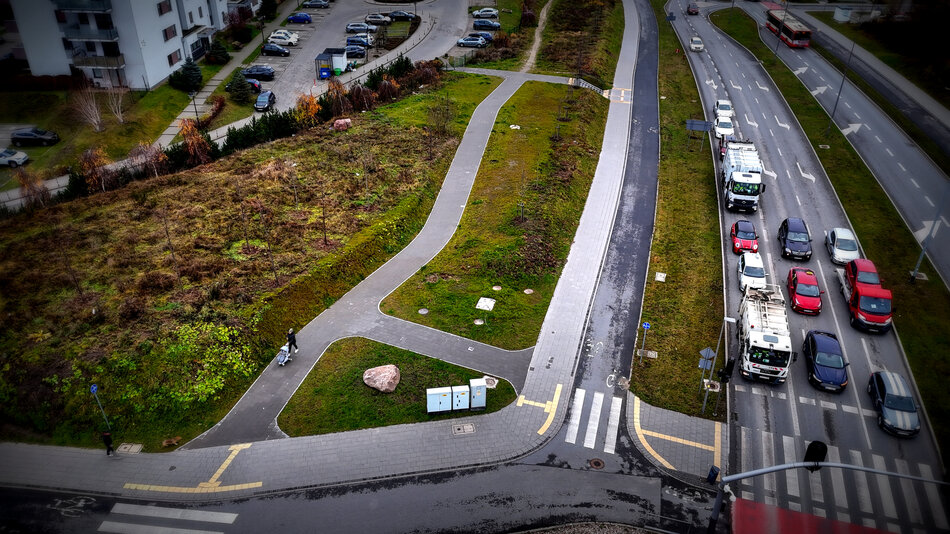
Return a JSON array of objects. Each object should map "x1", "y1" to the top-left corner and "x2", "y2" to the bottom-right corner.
[
  {"x1": 53, "y1": 0, "x2": 112, "y2": 12},
  {"x1": 73, "y1": 54, "x2": 125, "y2": 68},
  {"x1": 63, "y1": 26, "x2": 119, "y2": 41}
]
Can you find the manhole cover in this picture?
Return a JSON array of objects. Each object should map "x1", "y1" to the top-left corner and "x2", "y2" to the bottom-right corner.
[
  {"x1": 418, "y1": 308, "x2": 429, "y2": 315},
  {"x1": 589, "y1": 458, "x2": 605, "y2": 469}
]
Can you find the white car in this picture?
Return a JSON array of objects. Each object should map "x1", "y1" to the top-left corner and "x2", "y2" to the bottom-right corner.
[
  {"x1": 689, "y1": 36, "x2": 704, "y2": 52},
  {"x1": 738, "y1": 252, "x2": 767, "y2": 291},
  {"x1": 267, "y1": 33, "x2": 298, "y2": 46},
  {"x1": 714, "y1": 116, "x2": 735, "y2": 138},
  {"x1": 0, "y1": 148, "x2": 28, "y2": 168},
  {"x1": 472, "y1": 7, "x2": 499, "y2": 18},
  {"x1": 351, "y1": 32, "x2": 375, "y2": 46},
  {"x1": 825, "y1": 227, "x2": 861, "y2": 265},
  {"x1": 365, "y1": 13, "x2": 392, "y2": 25},
  {"x1": 715, "y1": 99, "x2": 734, "y2": 118}
]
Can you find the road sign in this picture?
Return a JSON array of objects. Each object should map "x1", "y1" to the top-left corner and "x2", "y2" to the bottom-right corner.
[
  {"x1": 90, "y1": 384, "x2": 98, "y2": 394},
  {"x1": 642, "y1": 322, "x2": 651, "y2": 330},
  {"x1": 699, "y1": 359, "x2": 713, "y2": 370},
  {"x1": 700, "y1": 347, "x2": 715, "y2": 360}
]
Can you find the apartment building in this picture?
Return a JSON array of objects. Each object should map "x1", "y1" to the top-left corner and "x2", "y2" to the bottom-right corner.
[{"x1": 10, "y1": 0, "x2": 232, "y2": 89}]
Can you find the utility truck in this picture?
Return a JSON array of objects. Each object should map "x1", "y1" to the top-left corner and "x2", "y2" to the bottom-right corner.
[
  {"x1": 836, "y1": 259, "x2": 893, "y2": 333},
  {"x1": 736, "y1": 285, "x2": 793, "y2": 384},
  {"x1": 721, "y1": 141, "x2": 766, "y2": 212}
]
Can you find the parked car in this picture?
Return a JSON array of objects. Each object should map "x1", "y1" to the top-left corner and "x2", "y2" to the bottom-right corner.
[
  {"x1": 261, "y1": 43, "x2": 290, "y2": 57},
  {"x1": 802, "y1": 331, "x2": 848, "y2": 393},
  {"x1": 365, "y1": 13, "x2": 392, "y2": 25},
  {"x1": 225, "y1": 77, "x2": 262, "y2": 93},
  {"x1": 730, "y1": 220, "x2": 758, "y2": 254},
  {"x1": 714, "y1": 116, "x2": 734, "y2": 139},
  {"x1": 388, "y1": 10, "x2": 418, "y2": 21},
  {"x1": 242, "y1": 65, "x2": 275, "y2": 80},
  {"x1": 686, "y1": 3, "x2": 699, "y2": 15},
  {"x1": 11, "y1": 127, "x2": 59, "y2": 147},
  {"x1": 269, "y1": 29, "x2": 299, "y2": 41},
  {"x1": 715, "y1": 99, "x2": 734, "y2": 118},
  {"x1": 786, "y1": 267, "x2": 823, "y2": 315},
  {"x1": 825, "y1": 227, "x2": 860, "y2": 265},
  {"x1": 468, "y1": 31, "x2": 494, "y2": 43},
  {"x1": 346, "y1": 35, "x2": 373, "y2": 48},
  {"x1": 254, "y1": 91, "x2": 276, "y2": 112},
  {"x1": 287, "y1": 12, "x2": 312, "y2": 23},
  {"x1": 868, "y1": 371, "x2": 920, "y2": 437},
  {"x1": 344, "y1": 45, "x2": 367, "y2": 58},
  {"x1": 689, "y1": 36, "x2": 704, "y2": 51},
  {"x1": 302, "y1": 0, "x2": 329, "y2": 7},
  {"x1": 346, "y1": 22, "x2": 378, "y2": 33},
  {"x1": 778, "y1": 217, "x2": 812, "y2": 260},
  {"x1": 267, "y1": 33, "x2": 298, "y2": 46},
  {"x1": 0, "y1": 147, "x2": 28, "y2": 168},
  {"x1": 457, "y1": 36, "x2": 488, "y2": 48},
  {"x1": 737, "y1": 252, "x2": 766, "y2": 291},
  {"x1": 472, "y1": 7, "x2": 499, "y2": 18},
  {"x1": 473, "y1": 19, "x2": 501, "y2": 30}
]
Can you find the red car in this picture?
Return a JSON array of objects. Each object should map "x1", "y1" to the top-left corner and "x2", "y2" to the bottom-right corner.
[
  {"x1": 730, "y1": 220, "x2": 759, "y2": 254},
  {"x1": 787, "y1": 267, "x2": 823, "y2": 315}
]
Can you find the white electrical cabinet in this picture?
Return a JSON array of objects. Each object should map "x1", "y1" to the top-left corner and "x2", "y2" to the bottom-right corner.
[
  {"x1": 452, "y1": 385, "x2": 470, "y2": 410},
  {"x1": 469, "y1": 378, "x2": 487, "y2": 409},
  {"x1": 426, "y1": 387, "x2": 452, "y2": 413}
]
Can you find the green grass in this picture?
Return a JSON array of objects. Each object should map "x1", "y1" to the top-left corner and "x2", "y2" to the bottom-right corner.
[
  {"x1": 628, "y1": 1, "x2": 722, "y2": 419},
  {"x1": 531, "y1": 0, "x2": 624, "y2": 86},
  {"x1": 380, "y1": 81, "x2": 609, "y2": 350},
  {"x1": 278, "y1": 337, "x2": 517, "y2": 436},
  {"x1": 712, "y1": 7, "x2": 950, "y2": 463}
]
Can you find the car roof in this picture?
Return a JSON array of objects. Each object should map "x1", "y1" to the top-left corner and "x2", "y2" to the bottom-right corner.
[
  {"x1": 875, "y1": 371, "x2": 912, "y2": 398},
  {"x1": 735, "y1": 220, "x2": 754, "y2": 232},
  {"x1": 786, "y1": 217, "x2": 807, "y2": 231},
  {"x1": 791, "y1": 266, "x2": 818, "y2": 281},
  {"x1": 809, "y1": 330, "x2": 840, "y2": 352},
  {"x1": 832, "y1": 227, "x2": 855, "y2": 239},
  {"x1": 851, "y1": 258, "x2": 877, "y2": 272},
  {"x1": 742, "y1": 252, "x2": 763, "y2": 266},
  {"x1": 716, "y1": 99, "x2": 732, "y2": 106}
]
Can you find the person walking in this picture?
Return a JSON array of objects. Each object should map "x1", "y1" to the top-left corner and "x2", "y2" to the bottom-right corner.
[
  {"x1": 102, "y1": 431, "x2": 115, "y2": 456},
  {"x1": 287, "y1": 328, "x2": 298, "y2": 354}
]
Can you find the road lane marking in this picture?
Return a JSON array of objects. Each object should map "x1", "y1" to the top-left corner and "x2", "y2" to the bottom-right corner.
[
  {"x1": 795, "y1": 195, "x2": 801, "y2": 206},
  {"x1": 602, "y1": 395, "x2": 623, "y2": 454},
  {"x1": 761, "y1": 431, "x2": 775, "y2": 493},
  {"x1": 565, "y1": 388, "x2": 586, "y2": 444},
  {"x1": 827, "y1": 446, "x2": 848, "y2": 511},
  {"x1": 110, "y1": 504, "x2": 236, "y2": 523},
  {"x1": 926, "y1": 196, "x2": 934, "y2": 207},
  {"x1": 885, "y1": 148, "x2": 894, "y2": 157},
  {"x1": 841, "y1": 404, "x2": 858, "y2": 414},
  {"x1": 782, "y1": 435, "x2": 800, "y2": 498},
  {"x1": 799, "y1": 396, "x2": 815, "y2": 405},
  {"x1": 850, "y1": 450, "x2": 873, "y2": 513},
  {"x1": 894, "y1": 458, "x2": 922, "y2": 524},
  {"x1": 919, "y1": 464, "x2": 950, "y2": 529},
  {"x1": 98, "y1": 521, "x2": 223, "y2": 534},
  {"x1": 872, "y1": 454, "x2": 898, "y2": 518},
  {"x1": 875, "y1": 135, "x2": 882, "y2": 143},
  {"x1": 819, "y1": 400, "x2": 836, "y2": 410},
  {"x1": 809, "y1": 458, "x2": 825, "y2": 504},
  {"x1": 910, "y1": 178, "x2": 919, "y2": 188},
  {"x1": 517, "y1": 383, "x2": 562, "y2": 435},
  {"x1": 633, "y1": 396, "x2": 673, "y2": 469},
  {"x1": 777, "y1": 147, "x2": 783, "y2": 157},
  {"x1": 583, "y1": 392, "x2": 604, "y2": 448},
  {"x1": 845, "y1": 102, "x2": 851, "y2": 109},
  {"x1": 741, "y1": 426, "x2": 751, "y2": 474},
  {"x1": 124, "y1": 443, "x2": 262, "y2": 494},
  {"x1": 898, "y1": 163, "x2": 906, "y2": 172}
]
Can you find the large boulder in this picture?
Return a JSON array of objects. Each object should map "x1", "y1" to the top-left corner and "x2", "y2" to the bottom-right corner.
[{"x1": 363, "y1": 364, "x2": 400, "y2": 393}]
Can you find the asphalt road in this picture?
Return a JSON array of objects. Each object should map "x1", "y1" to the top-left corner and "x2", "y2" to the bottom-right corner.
[{"x1": 668, "y1": 1, "x2": 948, "y2": 532}]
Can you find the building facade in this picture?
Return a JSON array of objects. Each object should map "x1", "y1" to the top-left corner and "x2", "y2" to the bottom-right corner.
[{"x1": 10, "y1": 0, "x2": 232, "y2": 89}]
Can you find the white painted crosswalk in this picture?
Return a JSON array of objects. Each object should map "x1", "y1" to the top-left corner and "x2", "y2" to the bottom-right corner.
[
  {"x1": 99, "y1": 503, "x2": 237, "y2": 534},
  {"x1": 564, "y1": 388, "x2": 624, "y2": 455}
]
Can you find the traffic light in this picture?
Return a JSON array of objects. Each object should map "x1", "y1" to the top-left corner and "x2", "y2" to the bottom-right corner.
[{"x1": 804, "y1": 440, "x2": 827, "y2": 472}]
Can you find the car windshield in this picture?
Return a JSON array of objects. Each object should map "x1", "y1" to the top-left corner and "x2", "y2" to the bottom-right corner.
[
  {"x1": 856, "y1": 270, "x2": 880, "y2": 284},
  {"x1": 0, "y1": 149, "x2": 14, "y2": 157},
  {"x1": 256, "y1": 94, "x2": 269, "y2": 104},
  {"x1": 731, "y1": 182, "x2": 761, "y2": 195},
  {"x1": 736, "y1": 228, "x2": 755, "y2": 240},
  {"x1": 718, "y1": 103, "x2": 731, "y2": 112},
  {"x1": 815, "y1": 351, "x2": 844, "y2": 368},
  {"x1": 744, "y1": 265, "x2": 765, "y2": 278},
  {"x1": 718, "y1": 119, "x2": 732, "y2": 128},
  {"x1": 748, "y1": 347, "x2": 789, "y2": 367},
  {"x1": 796, "y1": 282, "x2": 820, "y2": 297},
  {"x1": 883, "y1": 393, "x2": 915, "y2": 412},
  {"x1": 858, "y1": 295, "x2": 891, "y2": 314},
  {"x1": 787, "y1": 230, "x2": 809, "y2": 242},
  {"x1": 836, "y1": 237, "x2": 858, "y2": 251}
]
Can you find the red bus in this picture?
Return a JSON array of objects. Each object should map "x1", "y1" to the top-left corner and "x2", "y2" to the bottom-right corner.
[{"x1": 766, "y1": 10, "x2": 812, "y2": 48}]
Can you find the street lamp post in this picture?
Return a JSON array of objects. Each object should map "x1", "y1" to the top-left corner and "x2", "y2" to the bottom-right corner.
[
  {"x1": 702, "y1": 316, "x2": 735, "y2": 414},
  {"x1": 188, "y1": 91, "x2": 199, "y2": 122},
  {"x1": 773, "y1": 3, "x2": 790, "y2": 54},
  {"x1": 825, "y1": 39, "x2": 856, "y2": 136}
]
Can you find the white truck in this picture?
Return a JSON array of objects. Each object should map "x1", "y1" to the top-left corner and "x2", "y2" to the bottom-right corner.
[
  {"x1": 721, "y1": 141, "x2": 766, "y2": 212},
  {"x1": 736, "y1": 285, "x2": 793, "y2": 384}
]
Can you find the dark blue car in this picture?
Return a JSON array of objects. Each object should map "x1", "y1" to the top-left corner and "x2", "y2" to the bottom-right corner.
[
  {"x1": 468, "y1": 31, "x2": 493, "y2": 43},
  {"x1": 473, "y1": 19, "x2": 500, "y2": 30},
  {"x1": 802, "y1": 330, "x2": 849, "y2": 392},
  {"x1": 344, "y1": 45, "x2": 367, "y2": 58},
  {"x1": 287, "y1": 12, "x2": 312, "y2": 23}
]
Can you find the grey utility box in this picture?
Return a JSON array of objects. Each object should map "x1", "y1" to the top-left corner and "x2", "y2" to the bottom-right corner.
[
  {"x1": 469, "y1": 378, "x2": 487, "y2": 409},
  {"x1": 426, "y1": 387, "x2": 452, "y2": 413},
  {"x1": 452, "y1": 385, "x2": 470, "y2": 410}
]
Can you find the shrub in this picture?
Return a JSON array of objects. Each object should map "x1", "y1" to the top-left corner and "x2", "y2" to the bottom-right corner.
[
  {"x1": 197, "y1": 95, "x2": 227, "y2": 130},
  {"x1": 169, "y1": 57, "x2": 203, "y2": 92},
  {"x1": 232, "y1": 24, "x2": 253, "y2": 44},
  {"x1": 205, "y1": 41, "x2": 231, "y2": 64},
  {"x1": 259, "y1": 0, "x2": 278, "y2": 20},
  {"x1": 227, "y1": 70, "x2": 253, "y2": 104}
]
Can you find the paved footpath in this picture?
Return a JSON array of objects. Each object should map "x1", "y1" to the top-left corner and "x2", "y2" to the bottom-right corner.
[{"x1": 0, "y1": 0, "x2": 723, "y2": 501}]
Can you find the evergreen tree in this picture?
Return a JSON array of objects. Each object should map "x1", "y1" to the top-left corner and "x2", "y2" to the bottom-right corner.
[
  {"x1": 228, "y1": 70, "x2": 252, "y2": 105},
  {"x1": 206, "y1": 41, "x2": 231, "y2": 64},
  {"x1": 181, "y1": 57, "x2": 203, "y2": 93},
  {"x1": 259, "y1": 0, "x2": 277, "y2": 20}
]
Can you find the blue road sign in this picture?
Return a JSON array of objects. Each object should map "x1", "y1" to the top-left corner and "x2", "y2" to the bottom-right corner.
[
  {"x1": 643, "y1": 322, "x2": 651, "y2": 330},
  {"x1": 698, "y1": 359, "x2": 713, "y2": 370},
  {"x1": 90, "y1": 384, "x2": 98, "y2": 394}
]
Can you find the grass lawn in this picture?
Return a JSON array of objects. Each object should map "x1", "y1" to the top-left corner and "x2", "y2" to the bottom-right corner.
[
  {"x1": 278, "y1": 337, "x2": 517, "y2": 436},
  {"x1": 532, "y1": 0, "x2": 625, "y2": 86},
  {"x1": 628, "y1": 0, "x2": 722, "y2": 419},
  {"x1": 712, "y1": 7, "x2": 950, "y2": 463},
  {"x1": 380, "y1": 80, "x2": 609, "y2": 350}
]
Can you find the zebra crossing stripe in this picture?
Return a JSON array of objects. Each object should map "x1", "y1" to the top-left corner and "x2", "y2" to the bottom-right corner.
[
  {"x1": 919, "y1": 464, "x2": 949, "y2": 530},
  {"x1": 602, "y1": 396, "x2": 623, "y2": 455},
  {"x1": 849, "y1": 450, "x2": 873, "y2": 514},
  {"x1": 894, "y1": 459, "x2": 923, "y2": 524},
  {"x1": 740, "y1": 426, "x2": 751, "y2": 474},
  {"x1": 565, "y1": 388, "x2": 586, "y2": 444},
  {"x1": 871, "y1": 454, "x2": 898, "y2": 518},
  {"x1": 761, "y1": 431, "x2": 775, "y2": 494},
  {"x1": 109, "y1": 504, "x2": 237, "y2": 523},
  {"x1": 826, "y1": 446, "x2": 848, "y2": 511},
  {"x1": 782, "y1": 435, "x2": 800, "y2": 498},
  {"x1": 583, "y1": 392, "x2": 604, "y2": 449},
  {"x1": 98, "y1": 521, "x2": 223, "y2": 534}
]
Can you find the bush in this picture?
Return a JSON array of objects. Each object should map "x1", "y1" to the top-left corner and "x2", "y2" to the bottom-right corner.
[
  {"x1": 197, "y1": 95, "x2": 226, "y2": 130},
  {"x1": 169, "y1": 57, "x2": 203, "y2": 92},
  {"x1": 228, "y1": 70, "x2": 253, "y2": 105},
  {"x1": 232, "y1": 24, "x2": 253, "y2": 44},
  {"x1": 220, "y1": 110, "x2": 299, "y2": 156},
  {"x1": 259, "y1": 0, "x2": 278, "y2": 20},
  {"x1": 205, "y1": 41, "x2": 231, "y2": 64}
]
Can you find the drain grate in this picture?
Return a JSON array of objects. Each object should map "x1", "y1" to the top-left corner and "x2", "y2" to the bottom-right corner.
[{"x1": 589, "y1": 458, "x2": 605, "y2": 469}]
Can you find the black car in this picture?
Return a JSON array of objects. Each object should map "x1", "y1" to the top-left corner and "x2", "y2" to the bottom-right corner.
[
  {"x1": 242, "y1": 65, "x2": 275, "y2": 81},
  {"x1": 226, "y1": 78, "x2": 262, "y2": 93},
  {"x1": 473, "y1": 19, "x2": 501, "y2": 30},
  {"x1": 687, "y1": 3, "x2": 699, "y2": 14},
  {"x1": 388, "y1": 10, "x2": 417, "y2": 21},
  {"x1": 868, "y1": 371, "x2": 920, "y2": 437},
  {"x1": 254, "y1": 91, "x2": 276, "y2": 112},
  {"x1": 344, "y1": 45, "x2": 367, "y2": 58},
  {"x1": 11, "y1": 127, "x2": 60, "y2": 147},
  {"x1": 802, "y1": 331, "x2": 848, "y2": 392},
  {"x1": 778, "y1": 217, "x2": 812, "y2": 260},
  {"x1": 261, "y1": 43, "x2": 290, "y2": 57}
]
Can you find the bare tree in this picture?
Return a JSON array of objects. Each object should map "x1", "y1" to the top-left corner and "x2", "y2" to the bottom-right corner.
[
  {"x1": 128, "y1": 141, "x2": 167, "y2": 178},
  {"x1": 57, "y1": 232, "x2": 84, "y2": 296},
  {"x1": 79, "y1": 147, "x2": 115, "y2": 193},
  {"x1": 74, "y1": 83, "x2": 103, "y2": 132},
  {"x1": 106, "y1": 86, "x2": 127, "y2": 124},
  {"x1": 14, "y1": 168, "x2": 50, "y2": 210}
]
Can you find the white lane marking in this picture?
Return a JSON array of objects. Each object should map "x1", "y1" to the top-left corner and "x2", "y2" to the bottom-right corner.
[
  {"x1": 775, "y1": 115, "x2": 790, "y2": 129},
  {"x1": 819, "y1": 400, "x2": 836, "y2": 410},
  {"x1": 732, "y1": 81, "x2": 743, "y2": 90},
  {"x1": 775, "y1": 392, "x2": 787, "y2": 400},
  {"x1": 795, "y1": 195, "x2": 801, "y2": 207},
  {"x1": 745, "y1": 114, "x2": 759, "y2": 128},
  {"x1": 761, "y1": 431, "x2": 776, "y2": 493},
  {"x1": 602, "y1": 395, "x2": 623, "y2": 454},
  {"x1": 920, "y1": 464, "x2": 950, "y2": 529},
  {"x1": 854, "y1": 113, "x2": 861, "y2": 120},
  {"x1": 752, "y1": 386, "x2": 766, "y2": 396},
  {"x1": 862, "y1": 408, "x2": 876, "y2": 417},
  {"x1": 814, "y1": 507, "x2": 826, "y2": 518},
  {"x1": 872, "y1": 454, "x2": 898, "y2": 518},
  {"x1": 885, "y1": 148, "x2": 894, "y2": 157},
  {"x1": 565, "y1": 388, "x2": 586, "y2": 444},
  {"x1": 845, "y1": 102, "x2": 852, "y2": 109},
  {"x1": 98, "y1": 522, "x2": 223, "y2": 534},
  {"x1": 926, "y1": 196, "x2": 934, "y2": 207},
  {"x1": 827, "y1": 446, "x2": 849, "y2": 512},
  {"x1": 754, "y1": 97, "x2": 759, "y2": 104},
  {"x1": 782, "y1": 435, "x2": 801, "y2": 498},
  {"x1": 799, "y1": 396, "x2": 816, "y2": 405},
  {"x1": 110, "y1": 504, "x2": 237, "y2": 523},
  {"x1": 898, "y1": 163, "x2": 906, "y2": 172},
  {"x1": 841, "y1": 123, "x2": 863, "y2": 135},
  {"x1": 582, "y1": 391, "x2": 604, "y2": 449},
  {"x1": 809, "y1": 457, "x2": 825, "y2": 503},
  {"x1": 797, "y1": 162, "x2": 816, "y2": 181},
  {"x1": 762, "y1": 112, "x2": 768, "y2": 121},
  {"x1": 850, "y1": 450, "x2": 873, "y2": 513},
  {"x1": 741, "y1": 426, "x2": 751, "y2": 474},
  {"x1": 735, "y1": 384, "x2": 747, "y2": 392},
  {"x1": 841, "y1": 404, "x2": 859, "y2": 414},
  {"x1": 875, "y1": 135, "x2": 882, "y2": 143},
  {"x1": 793, "y1": 66, "x2": 807, "y2": 75},
  {"x1": 771, "y1": 128, "x2": 775, "y2": 138},
  {"x1": 705, "y1": 79, "x2": 719, "y2": 90},
  {"x1": 894, "y1": 458, "x2": 923, "y2": 524},
  {"x1": 811, "y1": 85, "x2": 828, "y2": 96},
  {"x1": 756, "y1": 80, "x2": 770, "y2": 92},
  {"x1": 777, "y1": 147, "x2": 783, "y2": 157},
  {"x1": 910, "y1": 178, "x2": 920, "y2": 188}
]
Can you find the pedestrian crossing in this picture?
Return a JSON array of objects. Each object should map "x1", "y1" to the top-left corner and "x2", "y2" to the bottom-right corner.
[
  {"x1": 564, "y1": 388, "x2": 624, "y2": 455},
  {"x1": 734, "y1": 383, "x2": 877, "y2": 417},
  {"x1": 98, "y1": 503, "x2": 238, "y2": 534},
  {"x1": 737, "y1": 426, "x2": 949, "y2": 532}
]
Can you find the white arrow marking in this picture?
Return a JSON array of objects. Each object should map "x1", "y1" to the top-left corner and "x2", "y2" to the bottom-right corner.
[
  {"x1": 794, "y1": 66, "x2": 808, "y2": 75},
  {"x1": 763, "y1": 169, "x2": 777, "y2": 179},
  {"x1": 810, "y1": 85, "x2": 828, "y2": 96},
  {"x1": 705, "y1": 79, "x2": 719, "y2": 90},
  {"x1": 914, "y1": 220, "x2": 940, "y2": 243},
  {"x1": 797, "y1": 162, "x2": 815, "y2": 182},
  {"x1": 745, "y1": 114, "x2": 759, "y2": 128},
  {"x1": 841, "y1": 123, "x2": 863, "y2": 136},
  {"x1": 756, "y1": 81, "x2": 770, "y2": 92},
  {"x1": 731, "y1": 81, "x2": 742, "y2": 91},
  {"x1": 775, "y1": 115, "x2": 790, "y2": 130}
]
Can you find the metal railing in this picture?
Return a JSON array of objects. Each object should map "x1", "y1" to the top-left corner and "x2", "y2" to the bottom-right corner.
[
  {"x1": 73, "y1": 54, "x2": 124, "y2": 68},
  {"x1": 63, "y1": 26, "x2": 118, "y2": 41},
  {"x1": 53, "y1": 0, "x2": 112, "y2": 12}
]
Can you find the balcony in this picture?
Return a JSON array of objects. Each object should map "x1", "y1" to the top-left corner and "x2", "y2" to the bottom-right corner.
[
  {"x1": 53, "y1": 0, "x2": 112, "y2": 12},
  {"x1": 73, "y1": 54, "x2": 124, "y2": 69},
  {"x1": 63, "y1": 26, "x2": 118, "y2": 41}
]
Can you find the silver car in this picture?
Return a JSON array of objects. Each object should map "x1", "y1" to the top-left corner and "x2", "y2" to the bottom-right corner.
[
  {"x1": 0, "y1": 148, "x2": 29, "y2": 168},
  {"x1": 825, "y1": 227, "x2": 860, "y2": 265}
]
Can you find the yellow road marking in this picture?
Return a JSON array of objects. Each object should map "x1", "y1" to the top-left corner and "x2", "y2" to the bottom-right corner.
[
  {"x1": 517, "y1": 384, "x2": 563, "y2": 435},
  {"x1": 714, "y1": 421, "x2": 722, "y2": 473},
  {"x1": 125, "y1": 443, "x2": 262, "y2": 494},
  {"x1": 633, "y1": 396, "x2": 674, "y2": 469},
  {"x1": 641, "y1": 429, "x2": 715, "y2": 451}
]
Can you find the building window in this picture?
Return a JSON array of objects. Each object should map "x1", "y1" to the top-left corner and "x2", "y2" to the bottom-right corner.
[
  {"x1": 157, "y1": 0, "x2": 171, "y2": 15},
  {"x1": 189, "y1": 11, "x2": 194, "y2": 24},
  {"x1": 167, "y1": 49, "x2": 181, "y2": 67},
  {"x1": 85, "y1": 42, "x2": 97, "y2": 53},
  {"x1": 163, "y1": 25, "x2": 177, "y2": 41},
  {"x1": 198, "y1": 6, "x2": 203, "y2": 18}
]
